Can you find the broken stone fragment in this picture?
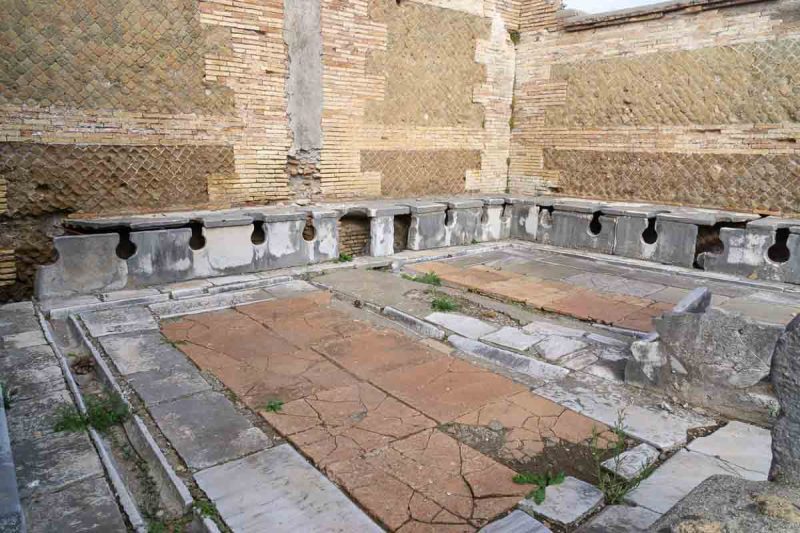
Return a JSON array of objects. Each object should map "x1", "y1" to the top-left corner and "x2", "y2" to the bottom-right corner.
[{"x1": 769, "y1": 314, "x2": 800, "y2": 486}]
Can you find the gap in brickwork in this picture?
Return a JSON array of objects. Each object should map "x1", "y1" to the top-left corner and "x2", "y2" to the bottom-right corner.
[
  {"x1": 394, "y1": 214, "x2": 411, "y2": 253},
  {"x1": 337, "y1": 215, "x2": 370, "y2": 256}
]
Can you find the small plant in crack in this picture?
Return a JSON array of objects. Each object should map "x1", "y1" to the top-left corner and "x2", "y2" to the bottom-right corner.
[
  {"x1": 337, "y1": 252, "x2": 354, "y2": 263},
  {"x1": 431, "y1": 295, "x2": 459, "y2": 312},
  {"x1": 194, "y1": 500, "x2": 220, "y2": 519},
  {"x1": 263, "y1": 399, "x2": 284, "y2": 413},
  {"x1": 513, "y1": 471, "x2": 565, "y2": 504},
  {"x1": 401, "y1": 272, "x2": 441, "y2": 286},
  {"x1": 163, "y1": 339, "x2": 187, "y2": 349},
  {"x1": 591, "y1": 411, "x2": 655, "y2": 504},
  {"x1": 53, "y1": 392, "x2": 130, "y2": 433}
]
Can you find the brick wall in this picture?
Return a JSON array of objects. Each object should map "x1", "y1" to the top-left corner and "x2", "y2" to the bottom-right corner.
[
  {"x1": 338, "y1": 216, "x2": 372, "y2": 257},
  {"x1": 510, "y1": 0, "x2": 800, "y2": 214}
]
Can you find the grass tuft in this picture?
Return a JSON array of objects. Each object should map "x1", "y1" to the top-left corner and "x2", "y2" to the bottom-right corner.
[
  {"x1": 337, "y1": 252, "x2": 354, "y2": 263},
  {"x1": 513, "y1": 470, "x2": 565, "y2": 504},
  {"x1": 53, "y1": 392, "x2": 130, "y2": 433},
  {"x1": 431, "y1": 295, "x2": 459, "y2": 312},
  {"x1": 264, "y1": 399, "x2": 284, "y2": 413},
  {"x1": 402, "y1": 272, "x2": 442, "y2": 286}
]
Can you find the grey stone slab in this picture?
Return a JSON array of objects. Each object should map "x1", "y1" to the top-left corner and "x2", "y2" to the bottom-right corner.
[
  {"x1": 519, "y1": 476, "x2": 604, "y2": 528},
  {"x1": 0, "y1": 345, "x2": 65, "y2": 403},
  {"x1": 40, "y1": 295, "x2": 104, "y2": 319},
  {"x1": 426, "y1": 312, "x2": 499, "y2": 339},
  {"x1": 369, "y1": 215, "x2": 395, "y2": 257},
  {"x1": 148, "y1": 390, "x2": 271, "y2": 471},
  {"x1": 449, "y1": 335, "x2": 569, "y2": 385},
  {"x1": 601, "y1": 443, "x2": 659, "y2": 481},
  {"x1": 561, "y1": 350, "x2": 599, "y2": 371},
  {"x1": 652, "y1": 220, "x2": 698, "y2": 268},
  {"x1": 98, "y1": 331, "x2": 188, "y2": 376},
  {"x1": 565, "y1": 272, "x2": 664, "y2": 298},
  {"x1": 687, "y1": 421, "x2": 772, "y2": 477},
  {"x1": 480, "y1": 510, "x2": 552, "y2": 532},
  {"x1": 600, "y1": 202, "x2": 670, "y2": 218},
  {"x1": 195, "y1": 444, "x2": 380, "y2": 533},
  {"x1": 626, "y1": 450, "x2": 767, "y2": 514},
  {"x1": 81, "y1": 306, "x2": 157, "y2": 337},
  {"x1": 651, "y1": 475, "x2": 800, "y2": 533},
  {"x1": 408, "y1": 211, "x2": 448, "y2": 250},
  {"x1": 535, "y1": 372, "x2": 715, "y2": 450},
  {"x1": 510, "y1": 203, "x2": 540, "y2": 242},
  {"x1": 481, "y1": 327, "x2": 543, "y2": 351},
  {"x1": 13, "y1": 430, "x2": 104, "y2": 499},
  {"x1": 207, "y1": 273, "x2": 261, "y2": 286},
  {"x1": 128, "y1": 228, "x2": 195, "y2": 286},
  {"x1": 22, "y1": 474, "x2": 127, "y2": 533},
  {"x1": 551, "y1": 211, "x2": 617, "y2": 255},
  {"x1": 534, "y1": 336, "x2": 588, "y2": 361},
  {"x1": 614, "y1": 215, "x2": 658, "y2": 261},
  {"x1": 522, "y1": 320, "x2": 586, "y2": 338},
  {"x1": 576, "y1": 505, "x2": 659, "y2": 533},
  {"x1": 717, "y1": 297, "x2": 798, "y2": 326},
  {"x1": 264, "y1": 279, "x2": 318, "y2": 299},
  {"x1": 401, "y1": 200, "x2": 448, "y2": 214},
  {"x1": 35, "y1": 234, "x2": 128, "y2": 298},
  {"x1": 7, "y1": 389, "x2": 73, "y2": 442},
  {"x1": 102, "y1": 287, "x2": 164, "y2": 302},
  {"x1": 586, "y1": 333, "x2": 628, "y2": 347},
  {"x1": 149, "y1": 289, "x2": 273, "y2": 318},
  {"x1": 1, "y1": 329, "x2": 47, "y2": 349},
  {"x1": 128, "y1": 361, "x2": 212, "y2": 406},
  {"x1": 0, "y1": 301, "x2": 38, "y2": 337}
]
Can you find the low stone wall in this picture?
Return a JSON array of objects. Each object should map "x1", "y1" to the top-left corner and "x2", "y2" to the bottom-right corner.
[
  {"x1": 625, "y1": 288, "x2": 785, "y2": 425},
  {"x1": 33, "y1": 195, "x2": 800, "y2": 299}
]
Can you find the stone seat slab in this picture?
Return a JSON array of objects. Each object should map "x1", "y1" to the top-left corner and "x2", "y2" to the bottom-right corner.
[{"x1": 81, "y1": 306, "x2": 158, "y2": 337}]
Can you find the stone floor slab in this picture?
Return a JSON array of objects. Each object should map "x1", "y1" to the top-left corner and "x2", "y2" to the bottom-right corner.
[
  {"x1": 686, "y1": 421, "x2": 772, "y2": 476},
  {"x1": 195, "y1": 443, "x2": 380, "y2": 533},
  {"x1": 99, "y1": 331, "x2": 191, "y2": 376},
  {"x1": 426, "y1": 312, "x2": 499, "y2": 339},
  {"x1": 262, "y1": 381, "x2": 435, "y2": 468},
  {"x1": 534, "y1": 336, "x2": 588, "y2": 361},
  {"x1": 479, "y1": 510, "x2": 551, "y2": 533},
  {"x1": 535, "y1": 373, "x2": 715, "y2": 450},
  {"x1": 625, "y1": 449, "x2": 768, "y2": 514},
  {"x1": 601, "y1": 443, "x2": 659, "y2": 481},
  {"x1": 576, "y1": 505, "x2": 659, "y2": 533},
  {"x1": 22, "y1": 474, "x2": 127, "y2": 533},
  {"x1": 565, "y1": 272, "x2": 665, "y2": 298},
  {"x1": 374, "y1": 356, "x2": 527, "y2": 424},
  {"x1": 327, "y1": 429, "x2": 529, "y2": 530},
  {"x1": 1, "y1": 329, "x2": 47, "y2": 349},
  {"x1": 522, "y1": 321, "x2": 586, "y2": 338},
  {"x1": 81, "y1": 306, "x2": 157, "y2": 337},
  {"x1": 148, "y1": 390, "x2": 271, "y2": 471},
  {"x1": 0, "y1": 301, "x2": 39, "y2": 337},
  {"x1": 13, "y1": 431, "x2": 104, "y2": 499},
  {"x1": 127, "y1": 361, "x2": 212, "y2": 405},
  {"x1": 518, "y1": 476, "x2": 604, "y2": 528},
  {"x1": 481, "y1": 327, "x2": 543, "y2": 352}
]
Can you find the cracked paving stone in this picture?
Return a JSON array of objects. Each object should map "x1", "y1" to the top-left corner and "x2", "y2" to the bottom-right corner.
[
  {"x1": 262, "y1": 381, "x2": 435, "y2": 468},
  {"x1": 327, "y1": 429, "x2": 529, "y2": 531},
  {"x1": 373, "y1": 357, "x2": 526, "y2": 424},
  {"x1": 314, "y1": 329, "x2": 443, "y2": 380},
  {"x1": 162, "y1": 308, "x2": 359, "y2": 405},
  {"x1": 448, "y1": 391, "x2": 613, "y2": 469}
]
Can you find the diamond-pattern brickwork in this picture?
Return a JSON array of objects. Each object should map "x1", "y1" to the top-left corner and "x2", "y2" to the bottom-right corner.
[
  {"x1": 0, "y1": 176, "x2": 6, "y2": 214},
  {"x1": 362, "y1": 149, "x2": 480, "y2": 197},
  {"x1": 544, "y1": 149, "x2": 800, "y2": 214},
  {"x1": 365, "y1": 1, "x2": 489, "y2": 128},
  {"x1": 546, "y1": 39, "x2": 800, "y2": 127},
  {"x1": 0, "y1": 0, "x2": 234, "y2": 114},
  {"x1": 1, "y1": 143, "x2": 234, "y2": 216}
]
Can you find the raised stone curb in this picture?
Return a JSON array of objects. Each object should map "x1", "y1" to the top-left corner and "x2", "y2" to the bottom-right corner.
[
  {"x1": 448, "y1": 335, "x2": 569, "y2": 385},
  {"x1": 426, "y1": 312, "x2": 499, "y2": 339},
  {"x1": 601, "y1": 443, "x2": 659, "y2": 481},
  {"x1": 382, "y1": 306, "x2": 446, "y2": 339},
  {"x1": 0, "y1": 384, "x2": 24, "y2": 533}
]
